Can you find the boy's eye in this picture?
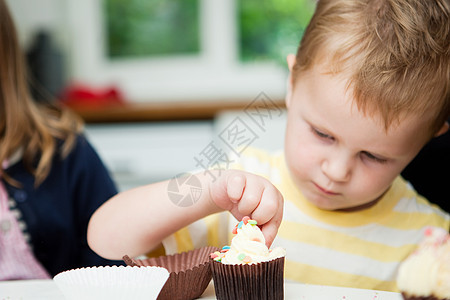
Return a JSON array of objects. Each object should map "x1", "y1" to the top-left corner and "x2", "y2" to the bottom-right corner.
[
  {"x1": 362, "y1": 151, "x2": 387, "y2": 164},
  {"x1": 312, "y1": 127, "x2": 333, "y2": 140}
]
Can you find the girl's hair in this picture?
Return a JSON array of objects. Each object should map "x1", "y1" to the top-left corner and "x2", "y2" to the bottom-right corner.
[
  {"x1": 294, "y1": 0, "x2": 450, "y2": 136},
  {"x1": 0, "y1": 0, "x2": 83, "y2": 186}
]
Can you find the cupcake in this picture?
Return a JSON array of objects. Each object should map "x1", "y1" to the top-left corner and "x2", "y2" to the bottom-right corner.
[
  {"x1": 123, "y1": 246, "x2": 217, "y2": 300},
  {"x1": 396, "y1": 226, "x2": 450, "y2": 300},
  {"x1": 210, "y1": 216, "x2": 286, "y2": 300}
]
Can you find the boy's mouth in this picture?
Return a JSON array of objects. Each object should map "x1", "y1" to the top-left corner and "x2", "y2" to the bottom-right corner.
[{"x1": 313, "y1": 182, "x2": 340, "y2": 196}]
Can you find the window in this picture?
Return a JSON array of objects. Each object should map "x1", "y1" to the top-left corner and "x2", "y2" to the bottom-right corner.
[
  {"x1": 66, "y1": 0, "x2": 314, "y2": 102},
  {"x1": 105, "y1": 0, "x2": 200, "y2": 58},
  {"x1": 239, "y1": 0, "x2": 315, "y2": 64}
]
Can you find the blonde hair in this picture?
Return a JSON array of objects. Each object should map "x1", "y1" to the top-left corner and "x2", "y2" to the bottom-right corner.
[
  {"x1": 293, "y1": 0, "x2": 450, "y2": 136},
  {"x1": 0, "y1": 0, "x2": 83, "y2": 186}
]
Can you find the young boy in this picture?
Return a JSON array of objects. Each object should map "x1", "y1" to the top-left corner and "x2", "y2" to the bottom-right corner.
[{"x1": 87, "y1": 0, "x2": 450, "y2": 292}]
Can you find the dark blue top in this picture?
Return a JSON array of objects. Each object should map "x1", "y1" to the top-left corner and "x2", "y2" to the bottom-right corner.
[{"x1": 2, "y1": 134, "x2": 124, "y2": 277}]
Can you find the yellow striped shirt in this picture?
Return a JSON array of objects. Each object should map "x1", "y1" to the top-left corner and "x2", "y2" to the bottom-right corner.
[{"x1": 160, "y1": 148, "x2": 450, "y2": 292}]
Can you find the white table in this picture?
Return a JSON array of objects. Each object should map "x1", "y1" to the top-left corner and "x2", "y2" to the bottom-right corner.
[{"x1": 0, "y1": 279, "x2": 402, "y2": 300}]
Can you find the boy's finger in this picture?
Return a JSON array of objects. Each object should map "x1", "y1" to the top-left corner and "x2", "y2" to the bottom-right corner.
[
  {"x1": 237, "y1": 177, "x2": 263, "y2": 216},
  {"x1": 259, "y1": 195, "x2": 283, "y2": 247},
  {"x1": 251, "y1": 186, "x2": 280, "y2": 225},
  {"x1": 227, "y1": 173, "x2": 246, "y2": 203}
]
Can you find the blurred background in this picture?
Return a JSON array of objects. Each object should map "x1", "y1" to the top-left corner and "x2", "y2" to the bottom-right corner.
[
  {"x1": 6, "y1": 0, "x2": 315, "y2": 191},
  {"x1": 8, "y1": 0, "x2": 314, "y2": 102}
]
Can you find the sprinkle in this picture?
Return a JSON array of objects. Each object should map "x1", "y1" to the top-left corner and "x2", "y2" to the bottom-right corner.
[
  {"x1": 210, "y1": 252, "x2": 219, "y2": 259},
  {"x1": 237, "y1": 221, "x2": 244, "y2": 229},
  {"x1": 243, "y1": 256, "x2": 252, "y2": 264},
  {"x1": 222, "y1": 245, "x2": 230, "y2": 250},
  {"x1": 248, "y1": 220, "x2": 257, "y2": 226},
  {"x1": 424, "y1": 227, "x2": 433, "y2": 236},
  {"x1": 237, "y1": 253, "x2": 246, "y2": 261},
  {"x1": 242, "y1": 216, "x2": 250, "y2": 225},
  {"x1": 251, "y1": 238, "x2": 261, "y2": 242},
  {"x1": 232, "y1": 227, "x2": 238, "y2": 234},
  {"x1": 213, "y1": 252, "x2": 225, "y2": 262}
]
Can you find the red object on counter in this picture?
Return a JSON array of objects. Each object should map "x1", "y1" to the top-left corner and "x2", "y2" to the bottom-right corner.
[{"x1": 60, "y1": 84, "x2": 126, "y2": 108}]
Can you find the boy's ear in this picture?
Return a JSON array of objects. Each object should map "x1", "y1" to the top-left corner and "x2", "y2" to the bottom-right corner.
[
  {"x1": 287, "y1": 53, "x2": 296, "y2": 72},
  {"x1": 434, "y1": 121, "x2": 449, "y2": 137},
  {"x1": 285, "y1": 54, "x2": 297, "y2": 109}
]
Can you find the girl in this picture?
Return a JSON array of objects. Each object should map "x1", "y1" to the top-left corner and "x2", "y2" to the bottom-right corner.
[{"x1": 0, "y1": 0, "x2": 122, "y2": 279}]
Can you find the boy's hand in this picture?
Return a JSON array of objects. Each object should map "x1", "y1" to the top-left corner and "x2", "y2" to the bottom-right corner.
[{"x1": 209, "y1": 170, "x2": 284, "y2": 247}]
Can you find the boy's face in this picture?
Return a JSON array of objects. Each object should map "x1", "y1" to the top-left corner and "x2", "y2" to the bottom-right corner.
[{"x1": 284, "y1": 63, "x2": 431, "y2": 211}]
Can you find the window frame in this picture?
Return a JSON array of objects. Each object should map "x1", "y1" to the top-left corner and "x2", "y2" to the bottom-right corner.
[{"x1": 65, "y1": 0, "x2": 288, "y2": 103}]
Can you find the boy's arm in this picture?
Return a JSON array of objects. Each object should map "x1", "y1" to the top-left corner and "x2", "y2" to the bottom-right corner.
[{"x1": 87, "y1": 169, "x2": 283, "y2": 260}]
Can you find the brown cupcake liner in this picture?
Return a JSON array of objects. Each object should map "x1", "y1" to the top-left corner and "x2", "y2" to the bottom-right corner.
[
  {"x1": 123, "y1": 246, "x2": 218, "y2": 300},
  {"x1": 400, "y1": 292, "x2": 444, "y2": 300},
  {"x1": 210, "y1": 256, "x2": 285, "y2": 300}
]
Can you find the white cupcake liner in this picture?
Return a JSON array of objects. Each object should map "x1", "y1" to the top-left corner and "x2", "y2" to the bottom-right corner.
[{"x1": 53, "y1": 265, "x2": 169, "y2": 300}]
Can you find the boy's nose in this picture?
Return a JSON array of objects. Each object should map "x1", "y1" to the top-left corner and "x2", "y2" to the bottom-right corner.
[{"x1": 321, "y1": 155, "x2": 352, "y2": 183}]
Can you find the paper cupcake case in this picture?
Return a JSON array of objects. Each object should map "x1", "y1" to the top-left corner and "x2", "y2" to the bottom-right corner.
[
  {"x1": 210, "y1": 256, "x2": 285, "y2": 300},
  {"x1": 53, "y1": 265, "x2": 169, "y2": 300},
  {"x1": 401, "y1": 294, "x2": 445, "y2": 300},
  {"x1": 123, "y1": 246, "x2": 218, "y2": 300}
]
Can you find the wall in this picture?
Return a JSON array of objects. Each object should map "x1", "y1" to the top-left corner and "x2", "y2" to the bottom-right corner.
[
  {"x1": 6, "y1": 0, "x2": 68, "y2": 51},
  {"x1": 84, "y1": 110, "x2": 286, "y2": 192},
  {"x1": 6, "y1": 0, "x2": 288, "y2": 103}
]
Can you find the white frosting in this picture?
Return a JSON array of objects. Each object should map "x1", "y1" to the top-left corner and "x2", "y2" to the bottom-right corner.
[
  {"x1": 220, "y1": 222, "x2": 285, "y2": 265},
  {"x1": 396, "y1": 227, "x2": 450, "y2": 298}
]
